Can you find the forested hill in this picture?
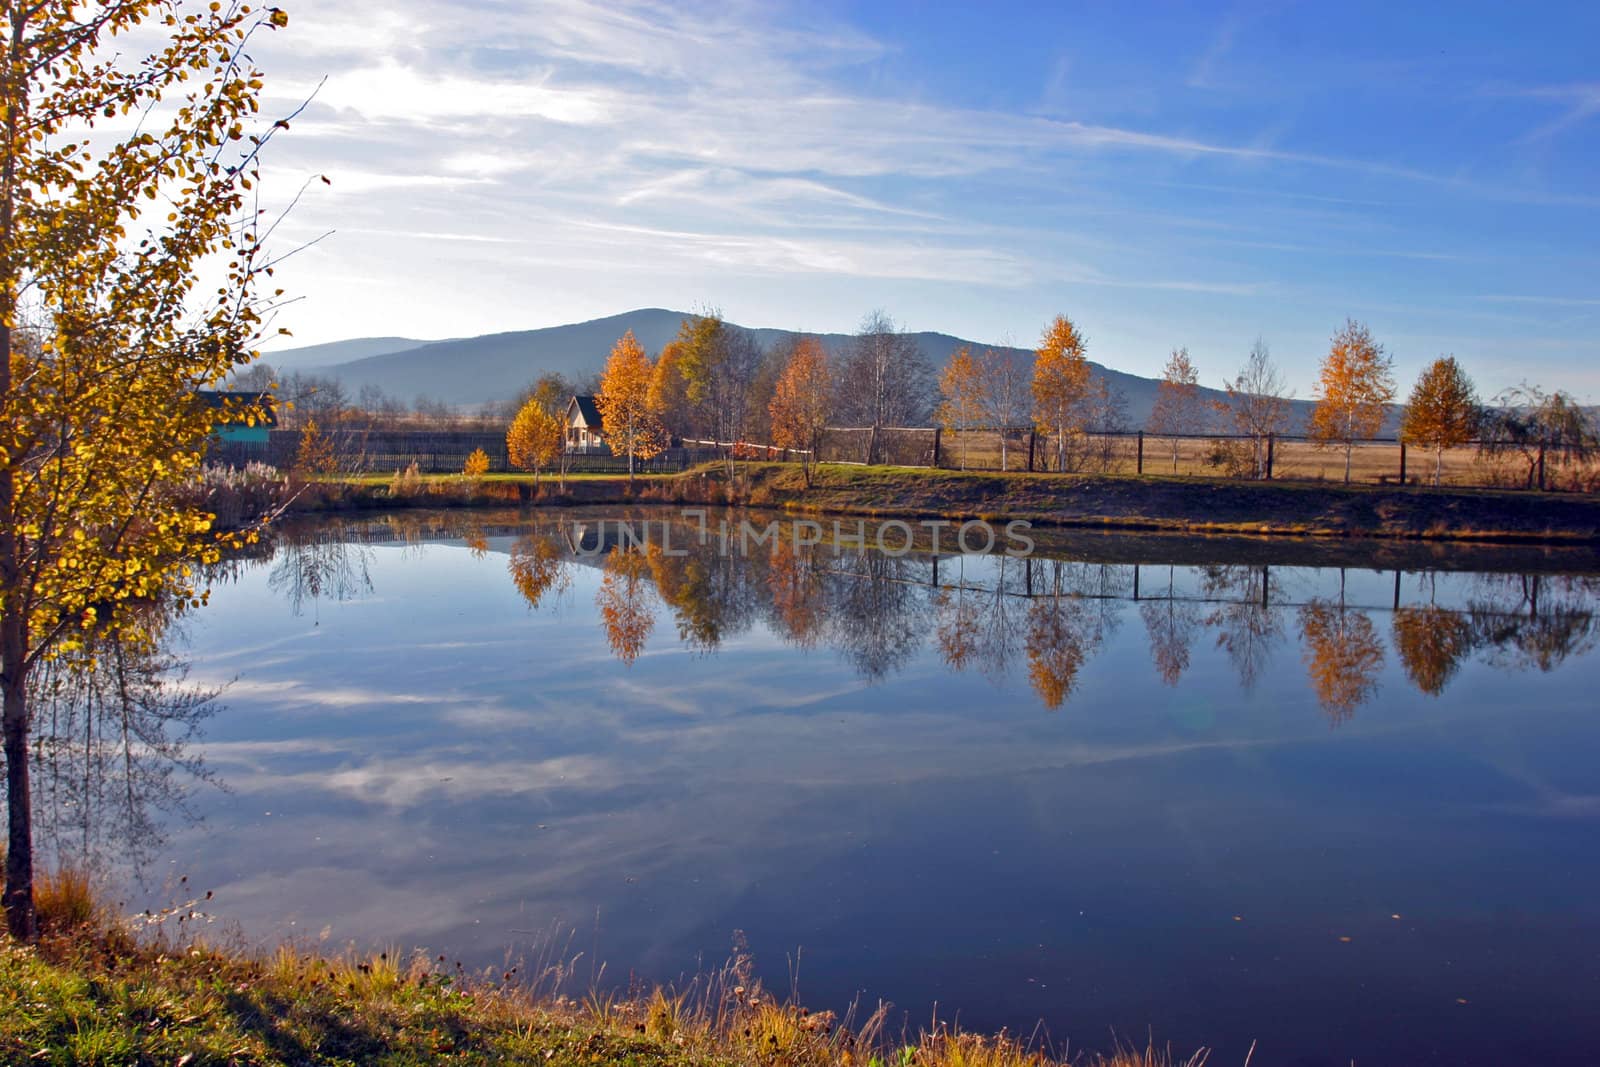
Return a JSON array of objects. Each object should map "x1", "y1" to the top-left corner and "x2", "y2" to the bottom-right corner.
[{"x1": 265, "y1": 307, "x2": 1321, "y2": 429}]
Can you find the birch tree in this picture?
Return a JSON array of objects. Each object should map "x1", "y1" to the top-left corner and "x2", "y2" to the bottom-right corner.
[
  {"x1": 1308, "y1": 319, "x2": 1395, "y2": 483},
  {"x1": 1031, "y1": 314, "x2": 1091, "y2": 472},
  {"x1": 1, "y1": 0, "x2": 292, "y2": 938}
]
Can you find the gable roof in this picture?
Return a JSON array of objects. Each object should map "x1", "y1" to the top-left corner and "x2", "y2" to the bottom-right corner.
[{"x1": 569, "y1": 394, "x2": 603, "y2": 430}]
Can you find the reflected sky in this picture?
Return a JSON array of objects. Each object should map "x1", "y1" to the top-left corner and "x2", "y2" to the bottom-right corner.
[{"x1": 148, "y1": 510, "x2": 1600, "y2": 1067}]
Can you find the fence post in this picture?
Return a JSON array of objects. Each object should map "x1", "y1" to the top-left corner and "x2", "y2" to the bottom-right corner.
[
  {"x1": 1398, "y1": 440, "x2": 1407, "y2": 485},
  {"x1": 932, "y1": 427, "x2": 942, "y2": 468},
  {"x1": 866, "y1": 425, "x2": 878, "y2": 466},
  {"x1": 1537, "y1": 444, "x2": 1546, "y2": 491},
  {"x1": 1136, "y1": 431, "x2": 1144, "y2": 476},
  {"x1": 1265, "y1": 434, "x2": 1275, "y2": 480},
  {"x1": 1027, "y1": 430, "x2": 1036, "y2": 473}
]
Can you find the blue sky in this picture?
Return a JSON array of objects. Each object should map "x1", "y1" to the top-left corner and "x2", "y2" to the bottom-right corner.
[{"x1": 253, "y1": 0, "x2": 1600, "y2": 396}]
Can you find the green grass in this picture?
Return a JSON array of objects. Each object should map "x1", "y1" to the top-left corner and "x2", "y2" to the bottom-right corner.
[
  {"x1": 0, "y1": 877, "x2": 1211, "y2": 1067},
  {"x1": 333, "y1": 472, "x2": 675, "y2": 486},
  {"x1": 0, "y1": 929, "x2": 1212, "y2": 1067}
]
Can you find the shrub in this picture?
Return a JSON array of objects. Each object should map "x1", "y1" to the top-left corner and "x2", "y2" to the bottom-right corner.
[
  {"x1": 191, "y1": 462, "x2": 290, "y2": 531},
  {"x1": 389, "y1": 461, "x2": 424, "y2": 498}
]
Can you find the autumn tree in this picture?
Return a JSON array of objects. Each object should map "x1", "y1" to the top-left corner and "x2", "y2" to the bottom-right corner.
[
  {"x1": 1221, "y1": 339, "x2": 1292, "y2": 479},
  {"x1": 293, "y1": 418, "x2": 337, "y2": 476},
  {"x1": 1147, "y1": 347, "x2": 1206, "y2": 472},
  {"x1": 1479, "y1": 384, "x2": 1599, "y2": 490},
  {"x1": 768, "y1": 336, "x2": 831, "y2": 486},
  {"x1": 462, "y1": 448, "x2": 490, "y2": 482},
  {"x1": 669, "y1": 311, "x2": 760, "y2": 474},
  {"x1": 506, "y1": 396, "x2": 564, "y2": 487},
  {"x1": 519, "y1": 371, "x2": 572, "y2": 422},
  {"x1": 977, "y1": 347, "x2": 1029, "y2": 470},
  {"x1": 936, "y1": 346, "x2": 988, "y2": 469},
  {"x1": 648, "y1": 339, "x2": 691, "y2": 439},
  {"x1": 596, "y1": 330, "x2": 666, "y2": 481},
  {"x1": 1308, "y1": 319, "x2": 1396, "y2": 483},
  {"x1": 1032, "y1": 314, "x2": 1092, "y2": 472},
  {"x1": 1399, "y1": 357, "x2": 1480, "y2": 486},
  {"x1": 835, "y1": 310, "x2": 933, "y2": 462},
  {"x1": 0, "y1": 0, "x2": 292, "y2": 938}
]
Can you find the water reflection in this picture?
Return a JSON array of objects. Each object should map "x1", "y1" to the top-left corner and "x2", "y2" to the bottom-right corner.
[
  {"x1": 29, "y1": 623, "x2": 218, "y2": 878},
  {"x1": 257, "y1": 513, "x2": 1600, "y2": 725},
  {"x1": 160, "y1": 511, "x2": 1600, "y2": 1067}
]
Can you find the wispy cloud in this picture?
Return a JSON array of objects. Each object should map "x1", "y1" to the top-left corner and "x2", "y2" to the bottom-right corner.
[{"x1": 1499, "y1": 82, "x2": 1600, "y2": 142}]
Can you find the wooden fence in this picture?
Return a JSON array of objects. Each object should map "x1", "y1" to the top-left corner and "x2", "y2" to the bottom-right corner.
[
  {"x1": 209, "y1": 426, "x2": 1594, "y2": 492},
  {"x1": 827, "y1": 426, "x2": 1595, "y2": 492}
]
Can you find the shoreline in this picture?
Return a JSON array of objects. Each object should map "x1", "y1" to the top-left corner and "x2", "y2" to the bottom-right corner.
[
  {"x1": 3, "y1": 922, "x2": 1203, "y2": 1067},
  {"x1": 289, "y1": 462, "x2": 1600, "y2": 547}
]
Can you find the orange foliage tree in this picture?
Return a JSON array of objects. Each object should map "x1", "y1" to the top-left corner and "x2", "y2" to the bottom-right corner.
[
  {"x1": 1309, "y1": 319, "x2": 1395, "y2": 483},
  {"x1": 767, "y1": 336, "x2": 831, "y2": 486},
  {"x1": 937, "y1": 345, "x2": 988, "y2": 470},
  {"x1": 1031, "y1": 315, "x2": 1092, "y2": 472},
  {"x1": 596, "y1": 330, "x2": 666, "y2": 481},
  {"x1": 1399, "y1": 356, "x2": 1480, "y2": 486},
  {"x1": 506, "y1": 397, "x2": 564, "y2": 487},
  {"x1": 649, "y1": 339, "x2": 691, "y2": 440}
]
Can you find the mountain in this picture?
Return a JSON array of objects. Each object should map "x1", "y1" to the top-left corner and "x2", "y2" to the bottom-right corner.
[
  {"x1": 255, "y1": 335, "x2": 435, "y2": 373},
  {"x1": 270, "y1": 308, "x2": 1321, "y2": 430}
]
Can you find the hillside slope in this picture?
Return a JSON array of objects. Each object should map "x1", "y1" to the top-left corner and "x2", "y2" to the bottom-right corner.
[{"x1": 276, "y1": 308, "x2": 1324, "y2": 429}]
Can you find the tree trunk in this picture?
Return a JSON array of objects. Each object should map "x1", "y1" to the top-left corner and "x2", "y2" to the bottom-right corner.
[
  {"x1": 1344, "y1": 441, "x2": 1352, "y2": 484},
  {"x1": 1434, "y1": 444, "x2": 1443, "y2": 488},
  {"x1": 2, "y1": 664, "x2": 34, "y2": 941},
  {"x1": 1, "y1": 8, "x2": 37, "y2": 942}
]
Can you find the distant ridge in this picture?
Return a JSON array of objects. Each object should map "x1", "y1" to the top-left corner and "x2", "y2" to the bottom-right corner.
[
  {"x1": 268, "y1": 308, "x2": 1324, "y2": 429},
  {"x1": 257, "y1": 335, "x2": 435, "y2": 373}
]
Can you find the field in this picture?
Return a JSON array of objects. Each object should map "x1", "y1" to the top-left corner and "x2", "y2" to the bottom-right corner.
[{"x1": 834, "y1": 428, "x2": 1596, "y2": 492}]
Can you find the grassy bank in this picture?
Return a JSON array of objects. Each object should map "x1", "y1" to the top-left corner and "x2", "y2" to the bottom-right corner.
[
  {"x1": 0, "y1": 896, "x2": 1207, "y2": 1067},
  {"x1": 735, "y1": 463, "x2": 1600, "y2": 543},
  {"x1": 301, "y1": 462, "x2": 1600, "y2": 544}
]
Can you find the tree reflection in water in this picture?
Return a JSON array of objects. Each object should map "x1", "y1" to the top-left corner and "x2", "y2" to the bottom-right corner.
[
  {"x1": 1022, "y1": 561, "x2": 1111, "y2": 710},
  {"x1": 508, "y1": 534, "x2": 572, "y2": 612},
  {"x1": 26, "y1": 621, "x2": 218, "y2": 880},
  {"x1": 1201, "y1": 565, "x2": 1283, "y2": 692},
  {"x1": 1393, "y1": 575, "x2": 1475, "y2": 697},
  {"x1": 1468, "y1": 574, "x2": 1597, "y2": 673},
  {"x1": 266, "y1": 530, "x2": 375, "y2": 616},
  {"x1": 1298, "y1": 598, "x2": 1385, "y2": 725},
  {"x1": 596, "y1": 547, "x2": 656, "y2": 665},
  {"x1": 1140, "y1": 566, "x2": 1202, "y2": 686},
  {"x1": 277, "y1": 516, "x2": 1600, "y2": 718}
]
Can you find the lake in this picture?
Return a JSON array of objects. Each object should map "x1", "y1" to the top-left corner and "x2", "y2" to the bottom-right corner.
[{"x1": 48, "y1": 508, "x2": 1600, "y2": 1066}]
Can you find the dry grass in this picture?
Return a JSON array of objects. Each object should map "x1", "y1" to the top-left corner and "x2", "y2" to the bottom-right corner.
[
  {"x1": 0, "y1": 899, "x2": 1221, "y2": 1067},
  {"x1": 925, "y1": 430, "x2": 1599, "y2": 491},
  {"x1": 33, "y1": 867, "x2": 99, "y2": 935}
]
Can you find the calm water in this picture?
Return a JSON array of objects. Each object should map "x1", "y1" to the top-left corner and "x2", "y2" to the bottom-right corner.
[{"x1": 56, "y1": 509, "x2": 1600, "y2": 1066}]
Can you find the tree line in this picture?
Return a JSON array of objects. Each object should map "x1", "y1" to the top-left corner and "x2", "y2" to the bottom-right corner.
[{"x1": 489, "y1": 311, "x2": 1596, "y2": 490}]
